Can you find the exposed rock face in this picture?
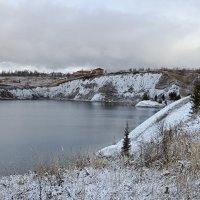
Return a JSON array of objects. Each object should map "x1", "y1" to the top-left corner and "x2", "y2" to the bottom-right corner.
[
  {"x1": 0, "y1": 89, "x2": 15, "y2": 99},
  {"x1": 155, "y1": 71, "x2": 198, "y2": 96},
  {"x1": 155, "y1": 73, "x2": 173, "y2": 89},
  {"x1": 31, "y1": 94, "x2": 46, "y2": 100},
  {"x1": 98, "y1": 82, "x2": 118, "y2": 102}
]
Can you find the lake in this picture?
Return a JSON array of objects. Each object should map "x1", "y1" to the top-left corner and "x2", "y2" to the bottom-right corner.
[{"x1": 0, "y1": 100, "x2": 158, "y2": 174}]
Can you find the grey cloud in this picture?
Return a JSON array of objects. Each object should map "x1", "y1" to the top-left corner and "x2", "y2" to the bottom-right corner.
[{"x1": 0, "y1": 0, "x2": 200, "y2": 71}]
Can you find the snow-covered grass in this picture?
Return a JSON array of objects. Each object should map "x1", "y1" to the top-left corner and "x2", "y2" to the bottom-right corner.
[{"x1": 0, "y1": 147, "x2": 200, "y2": 199}]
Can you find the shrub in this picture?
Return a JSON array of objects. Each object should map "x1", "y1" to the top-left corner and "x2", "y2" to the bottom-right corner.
[
  {"x1": 142, "y1": 92, "x2": 150, "y2": 100},
  {"x1": 128, "y1": 86, "x2": 134, "y2": 93},
  {"x1": 136, "y1": 123, "x2": 200, "y2": 174},
  {"x1": 169, "y1": 91, "x2": 181, "y2": 100},
  {"x1": 161, "y1": 94, "x2": 165, "y2": 101},
  {"x1": 191, "y1": 79, "x2": 200, "y2": 114},
  {"x1": 158, "y1": 99, "x2": 162, "y2": 104}
]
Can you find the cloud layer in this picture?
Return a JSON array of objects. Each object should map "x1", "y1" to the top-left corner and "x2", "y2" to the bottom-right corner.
[{"x1": 0, "y1": 0, "x2": 200, "y2": 71}]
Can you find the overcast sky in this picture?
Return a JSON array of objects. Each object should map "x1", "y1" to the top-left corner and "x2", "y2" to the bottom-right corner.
[{"x1": 0, "y1": 0, "x2": 200, "y2": 72}]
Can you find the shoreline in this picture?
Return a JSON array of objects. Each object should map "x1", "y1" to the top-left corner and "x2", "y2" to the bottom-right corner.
[{"x1": 0, "y1": 97, "x2": 138, "y2": 106}]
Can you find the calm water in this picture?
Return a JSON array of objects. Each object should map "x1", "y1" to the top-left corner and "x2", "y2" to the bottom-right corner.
[{"x1": 0, "y1": 100, "x2": 158, "y2": 174}]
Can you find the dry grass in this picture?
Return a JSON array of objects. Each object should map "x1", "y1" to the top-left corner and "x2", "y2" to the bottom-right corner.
[
  {"x1": 137, "y1": 128, "x2": 200, "y2": 177},
  {"x1": 34, "y1": 154, "x2": 109, "y2": 177}
]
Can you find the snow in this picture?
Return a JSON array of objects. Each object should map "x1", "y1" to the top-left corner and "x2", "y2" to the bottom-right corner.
[
  {"x1": 9, "y1": 73, "x2": 178, "y2": 101},
  {"x1": 163, "y1": 102, "x2": 191, "y2": 130},
  {"x1": 91, "y1": 93, "x2": 104, "y2": 101},
  {"x1": 99, "y1": 97, "x2": 196, "y2": 157},
  {"x1": 136, "y1": 100, "x2": 164, "y2": 108},
  {"x1": 0, "y1": 161, "x2": 199, "y2": 199}
]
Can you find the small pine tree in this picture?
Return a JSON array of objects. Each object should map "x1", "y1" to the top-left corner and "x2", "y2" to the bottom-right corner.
[
  {"x1": 169, "y1": 91, "x2": 181, "y2": 100},
  {"x1": 154, "y1": 94, "x2": 158, "y2": 102},
  {"x1": 161, "y1": 94, "x2": 165, "y2": 101},
  {"x1": 191, "y1": 79, "x2": 200, "y2": 114},
  {"x1": 142, "y1": 92, "x2": 150, "y2": 100},
  {"x1": 122, "y1": 122, "x2": 131, "y2": 157}
]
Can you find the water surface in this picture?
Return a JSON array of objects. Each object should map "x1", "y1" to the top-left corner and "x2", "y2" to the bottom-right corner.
[{"x1": 0, "y1": 100, "x2": 158, "y2": 174}]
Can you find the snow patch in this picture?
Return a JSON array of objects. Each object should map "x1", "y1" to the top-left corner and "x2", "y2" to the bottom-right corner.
[
  {"x1": 91, "y1": 93, "x2": 104, "y2": 101},
  {"x1": 136, "y1": 100, "x2": 164, "y2": 108}
]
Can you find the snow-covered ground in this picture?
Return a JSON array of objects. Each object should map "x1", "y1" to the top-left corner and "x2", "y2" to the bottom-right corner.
[
  {"x1": 6, "y1": 73, "x2": 180, "y2": 101},
  {"x1": 99, "y1": 97, "x2": 199, "y2": 157},
  {"x1": 0, "y1": 162, "x2": 199, "y2": 200},
  {"x1": 136, "y1": 100, "x2": 164, "y2": 108}
]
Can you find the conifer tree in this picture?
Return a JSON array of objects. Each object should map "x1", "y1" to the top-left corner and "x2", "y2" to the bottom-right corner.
[
  {"x1": 122, "y1": 122, "x2": 131, "y2": 157},
  {"x1": 142, "y1": 92, "x2": 150, "y2": 100},
  {"x1": 161, "y1": 94, "x2": 165, "y2": 101},
  {"x1": 191, "y1": 79, "x2": 200, "y2": 114},
  {"x1": 154, "y1": 94, "x2": 158, "y2": 102}
]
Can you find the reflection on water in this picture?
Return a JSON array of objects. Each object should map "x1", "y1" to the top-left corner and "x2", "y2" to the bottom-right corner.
[{"x1": 0, "y1": 100, "x2": 158, "y2": 174}]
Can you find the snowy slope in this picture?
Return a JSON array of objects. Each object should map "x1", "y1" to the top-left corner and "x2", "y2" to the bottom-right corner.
[
  {"x1": 8, "y1": 73, "x2": 179, "y2": 101},
  {"x1": 99, "y1": 97, "x2": 199, "y2": 157}
]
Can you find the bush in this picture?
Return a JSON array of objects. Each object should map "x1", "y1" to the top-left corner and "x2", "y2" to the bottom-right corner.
[
  {"x1": 142, "y1": 92, "x2": 150, "y2": 100},
  {"x1": 161, "y1": 94, "x2": 165, "y2": 101},
  {"x1": 138, "y1": 126, "x2": 200, "y2": 171},
  {"x1": 169, "y1": 92, "x2": 181, "y2": 100},
  {"x1": 128, "y1": 86, "x2": 134, "y2": 93},
  {"x1": 191, "y1": 79, "x2": 200, "y2": 114},
  {"x1": 154, "y1": 95, "x2": 158, "y2": 102},
  {"x1": 158, "y1": 99, "x2": 162, "y2": 104}
]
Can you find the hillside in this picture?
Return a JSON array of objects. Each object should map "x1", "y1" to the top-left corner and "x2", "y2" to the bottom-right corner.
[
  {"x1": 0, "y1": 71, "x2": 189, "y2": 102},
  {"x1": 0, "y1": 70, "x2": 198, "y2": 102}
]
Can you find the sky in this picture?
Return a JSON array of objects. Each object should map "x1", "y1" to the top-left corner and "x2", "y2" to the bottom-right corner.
[{"x1": 0, "y1": 0, "x2": 200, "y2": 72}]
